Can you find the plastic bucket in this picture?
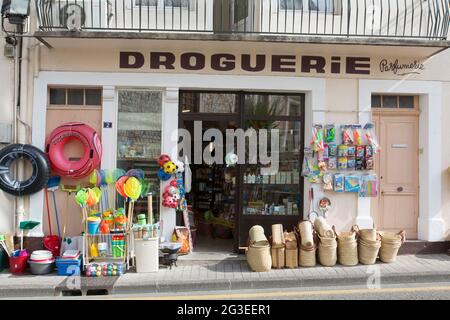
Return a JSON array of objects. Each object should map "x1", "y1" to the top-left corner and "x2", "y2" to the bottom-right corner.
[
  {"x1": 87, "y1": 220, "x2": 101, "y2": 234},
  {"x1": 134, "y1": 238, "x2": 159, "y2": 273},
  {"x1": 137, "y1": 214, "x2": 147, "y2": 225},
  {"x1": 9, "y1": 255, "x2": 29, "y2": 275}
]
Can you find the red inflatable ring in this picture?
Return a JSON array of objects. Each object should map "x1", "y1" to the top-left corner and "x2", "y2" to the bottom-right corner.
[{"x1": 46, "y1": 122, "x2": 102, "y2": 179}]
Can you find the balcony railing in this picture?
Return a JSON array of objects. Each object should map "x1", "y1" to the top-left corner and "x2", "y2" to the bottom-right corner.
[{"x1": 35, "y1": 0, "x2": 449, "y2": 40}]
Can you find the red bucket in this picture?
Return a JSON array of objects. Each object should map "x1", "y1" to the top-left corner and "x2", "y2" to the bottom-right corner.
[
  {"x1": 9, "y1": 254, "x2": 29, "y2": 275},
  {"x1": 44, "y1": 235, "x2": 61, "y2": 258}
]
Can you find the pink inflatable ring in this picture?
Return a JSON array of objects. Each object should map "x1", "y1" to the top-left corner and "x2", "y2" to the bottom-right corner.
[{"x1": 46, "y1": 123, "x2": 102, "y2": 179}]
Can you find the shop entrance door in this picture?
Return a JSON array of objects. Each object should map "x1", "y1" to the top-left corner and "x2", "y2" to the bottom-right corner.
[
  {"x1": 371, "y1": 95, "x2": 419, "y2": 239},
  {"x1": 178, "y1": 118, "x2": 240, "y2": 253}
]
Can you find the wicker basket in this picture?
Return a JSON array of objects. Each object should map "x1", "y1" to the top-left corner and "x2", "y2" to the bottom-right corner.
[
  {"x1": 284, "y1": 231, "x2": 298, "y2": 250},
  {"x1": 379, "y1": 230, "x2": 406, "y2": 263},
  {"x1": 299, "y1": 245, "x2": 316, "y2": 267},
  {"x1": 285, "y1": 248, "x2": 298, "y2": 268},
  {"x1": 314, "y1": 217, "x2": 334, "y2": 238},
  {"x1": 337, "y1": 238, "x2": 358, "y2": 266},
  {"x1": 298, "y1": 221, "x2": 314, "y2": 247},
  {"x1": 318, "y1": 236, "x2": 337, "y2": 267},
  {"x1": 353, "y1": 225, "x2": 377, "y2": 242},
  {"x1": 333, "y1": 225, "x2": 356, "y2": 241},
  {"x1": 358, "y1": 238, "x2": 381, "y2": 265},
  {"x1": 246, "y1": 244, "x2": 272, "y2": 272},
  {"x1": 271, "y1": 247, "x2": 285, "y2": 269}
]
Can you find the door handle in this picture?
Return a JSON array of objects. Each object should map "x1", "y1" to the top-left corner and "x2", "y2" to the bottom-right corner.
[{"x1": 397, "y1": 186, "x2": 404, "y2": 192}]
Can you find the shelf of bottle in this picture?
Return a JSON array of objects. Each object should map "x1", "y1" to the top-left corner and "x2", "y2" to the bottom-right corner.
[{"x1": 243, "y1": 183, "x2": 300, "y2": 189}]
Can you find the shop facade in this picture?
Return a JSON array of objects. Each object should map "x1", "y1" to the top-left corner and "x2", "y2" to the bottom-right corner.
[
  {"x1": 22, "y1": 38, "x2": 448, "y2": 248},
  {"x1": 1, "y1": 0, "x2": 449, "y2": 252}
]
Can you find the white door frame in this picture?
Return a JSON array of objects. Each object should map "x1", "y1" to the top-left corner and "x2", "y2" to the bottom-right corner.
[
  {"x1": 359, "y1": 79, "x2": 444, "y2": 241},
  {"x1": 30, "y1": 71, "x2": 326, "y2": 239}
]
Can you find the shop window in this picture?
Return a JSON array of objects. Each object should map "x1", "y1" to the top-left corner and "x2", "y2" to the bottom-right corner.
[
  {"x1": 49, "y1": 88, "x2": 102, "y2": 107},
  {"x1": 371, "y1": 94, "x2": 416, "y2": 109},
  {"x1": 245, "y1": 94, "x2": 302, "y2": 117},
  {"x1": 117, "y1": 90, "x2": 163, "y2": 220},
  {"x1": 181, "y1": 92, "x2": 239, "y2": 113}
]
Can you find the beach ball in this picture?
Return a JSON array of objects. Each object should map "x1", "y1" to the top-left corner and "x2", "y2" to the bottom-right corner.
[
  {"x1": 158, "y1": 154, "x2": 171, "y2": 167},
  {"x1": 163, "y1": 161, "x2": 177, "y2": 174},
  {"x1": 174, "y1": 160, "x2": 184, "y2": 173},
  {"x1": 157, "y1": 168, "x2": 171, "y2": 181}
]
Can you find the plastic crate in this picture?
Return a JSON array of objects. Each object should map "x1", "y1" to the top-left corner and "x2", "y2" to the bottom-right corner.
[{"x1": 55, "y1": 257, "x2": 82, "y2": 276}]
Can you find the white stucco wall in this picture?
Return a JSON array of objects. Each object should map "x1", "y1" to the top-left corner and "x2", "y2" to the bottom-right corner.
[{"x1": 0, "y1": 29, "x2": 16, "y2": 235}]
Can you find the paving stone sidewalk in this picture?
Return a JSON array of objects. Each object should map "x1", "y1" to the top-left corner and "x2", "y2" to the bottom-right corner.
[{"x1": 1, "y1": 254, "x2": 449, "y2": 297}]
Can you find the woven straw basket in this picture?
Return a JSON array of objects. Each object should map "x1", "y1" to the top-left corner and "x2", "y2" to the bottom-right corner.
[
  {"x1": 379, "y1": 230, "x2": 406, "y2": 263},
  {"x1": 246, "y1": 244, "x2": 272, "y2": 272},
  {"x1": 337, "y1": 239, "x2": 358, "y2": 266},
  {"x1": 298, "y1": 221, "x2": 314, "y2": 247},
  {"x1": 334, "y1": 226, "x2": 358, "y2": 266},
  {"x1": 284, "y1": 231, "x2": 298, "y2": 250},
  {"x1": 353, "y1": 225, "x2": 377, "y2": 242},
  {"x1": 317, "y1": 234, "x2": 337, "y2": 267},
  {"x1": 358, "y1": 237, "x2": 381, "y2": 265},
  {"x1": 271, "y1": 247, "x2": 285, "y2": 269},
  {"x1": 285, "y1": 248, "x2": 298, "y2": 268},
  {"x1": 299, "y1": 245, "x2": 316, "y2": 267}
]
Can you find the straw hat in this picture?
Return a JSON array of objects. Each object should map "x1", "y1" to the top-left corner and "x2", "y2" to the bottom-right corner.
[{"x1": 249, "y1": 225, "x2": 268, "y2": 245}]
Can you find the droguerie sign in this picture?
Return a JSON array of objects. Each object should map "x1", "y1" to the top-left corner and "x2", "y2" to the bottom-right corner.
[{"x1": 120, "y1": 51, "x2": 371, "y2": 75}]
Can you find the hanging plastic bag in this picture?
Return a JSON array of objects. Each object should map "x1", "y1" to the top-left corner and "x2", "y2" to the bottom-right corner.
[
  {"x1": 364, "y1": 123, "x2": 380, "y2": 153},
  {"x1": 352, "y1": 124, "x2": 363, "y2": 145},
  {"x1": 342, "y1": 125, "x2": 354, "y2": 145},
  {"x1": 324, "y1": 124, "x2": 336, "y2": 143},
  {"x1": 359, "y1": 174, "x2": 378, "y2": 197},
  {"x1": 310, "y1": 125, "x2": 324, "y2": 152}
]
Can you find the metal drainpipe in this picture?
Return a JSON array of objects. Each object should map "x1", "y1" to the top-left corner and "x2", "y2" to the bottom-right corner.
[{"x1": 14, "y1": 23, "x2": 25, "y2": 237}]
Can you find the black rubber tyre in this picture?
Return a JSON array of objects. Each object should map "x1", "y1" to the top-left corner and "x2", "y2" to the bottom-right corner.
[{"x1": 0, "y1": 144, "x2": 50, "y2": 196}]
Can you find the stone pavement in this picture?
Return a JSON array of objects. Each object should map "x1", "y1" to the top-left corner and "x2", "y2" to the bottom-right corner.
[{"x1": 1, "y1": 254, "x2": 449, "y2": 297}]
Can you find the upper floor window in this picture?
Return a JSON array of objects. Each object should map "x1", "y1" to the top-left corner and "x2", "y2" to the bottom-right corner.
[
  {"x1": 279, "y1": 0, "x2": 303, "y2": 10},
  {"x1": 135, "y1": 0, "x2": 189, "y2": 7},
  {"x1": 309, "y1": 0, "x2": 339, "y2": 13}
]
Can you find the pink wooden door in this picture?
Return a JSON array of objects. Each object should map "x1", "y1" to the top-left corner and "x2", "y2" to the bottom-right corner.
[{"x1": 371, "y1": 114, "x2": 419, "y2": 239}]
